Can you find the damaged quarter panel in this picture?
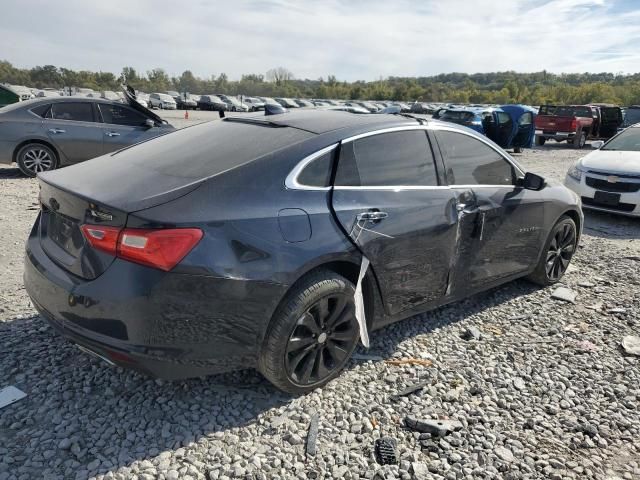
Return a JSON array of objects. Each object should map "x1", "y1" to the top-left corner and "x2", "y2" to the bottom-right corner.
[{"x1": 126, "y1": 141, "x2": 358, "y2": 355}]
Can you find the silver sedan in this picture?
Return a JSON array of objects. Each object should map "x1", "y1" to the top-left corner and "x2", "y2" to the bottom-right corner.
[{"x1": 0, "y1": 93, "x2": 174, "y2": 176}]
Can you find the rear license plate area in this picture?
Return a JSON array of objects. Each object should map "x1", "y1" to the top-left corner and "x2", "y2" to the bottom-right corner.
[
  {"x1": 594, "y1": 191, "x2": 621, "y2": 206},
  {"x1": 47, "y1": 212, "x2": 82, "y2": 254}
]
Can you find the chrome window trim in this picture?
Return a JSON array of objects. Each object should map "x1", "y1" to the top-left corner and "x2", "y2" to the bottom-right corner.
[
  {"x1": 341, "y1": 125, "x2": 428, "y2": 143},
  {"x1": 284, "y1": 143, "x2": 338, "y2": 191},
  {"x1": 332, "y1": 185, "x2": 450, "y2": 191},
  {"x1": 286, "y1": 123, "x2": 525, "y2": 191}
]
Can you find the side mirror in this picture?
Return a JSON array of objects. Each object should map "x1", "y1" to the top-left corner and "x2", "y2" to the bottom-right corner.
[
  {"x1": 591, "y1": 140, "x2": 604, "y2": 149},
  {"x1": 144, "y1": 119, "x2": 155, "y2": 128},
  {"x1": 522, "y1": 172, "x2": 545, "y2": 191}
]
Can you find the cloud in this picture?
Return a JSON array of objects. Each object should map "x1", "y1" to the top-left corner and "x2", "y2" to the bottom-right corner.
[{"x1": 0, "y1": 0, "x2": 638, "y2": 80}]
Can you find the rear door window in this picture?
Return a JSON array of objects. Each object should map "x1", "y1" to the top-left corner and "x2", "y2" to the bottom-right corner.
[
  {"x1": 30, "y1": 104, "x2": 51, "y2": 118},
  {"x1": 51, "y1": 102, "x2": 95, "y2": 122},
  {"x1": 98, "y1": 104, "x2": 148, "y2": 126},
  {"x1": 434, "y1": 130, "x2": 516, "y2": 186},
  {"x1": 335, "y1": 130, "x2": 438, "y2": 186}
]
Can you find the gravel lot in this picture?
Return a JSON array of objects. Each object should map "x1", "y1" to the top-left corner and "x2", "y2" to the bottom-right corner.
[{"x1": 0, "y1": 115, "x2": 639, "y2": 480}]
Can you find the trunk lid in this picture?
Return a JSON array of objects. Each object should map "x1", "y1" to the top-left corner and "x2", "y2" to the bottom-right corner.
[
  {"x1": 38, "y1": 179, "x2": 128, "y2": 280},
  {"x1": 122, "y1": 85, "x2": 168, "y2": 126}
]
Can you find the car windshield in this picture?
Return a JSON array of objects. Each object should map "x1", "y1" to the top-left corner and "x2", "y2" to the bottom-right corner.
[
  {"x1": 225, "y1": 96, "x2": 241, "y2": 105},
  {"x1": 440, "y1": 111, "x2": 475, "y2": 122},
  {"x1": 602, "y1": 127, "x2": 640, "y2": 152},
  {"x1": 540, "y1": 105, "x2": 592, "y2": 117},
  {"x1": 158, "y1": 94, "x2": 174, "y2": 101}
]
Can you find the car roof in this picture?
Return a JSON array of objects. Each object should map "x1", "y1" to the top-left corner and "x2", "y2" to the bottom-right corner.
[{"x1": 234, "y1": 109, "x2": 418, "y2": 134}]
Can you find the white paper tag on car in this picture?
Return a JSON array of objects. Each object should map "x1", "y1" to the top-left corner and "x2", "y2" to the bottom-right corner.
[
  {"x1": 0, "y1": 386, "x2": 27, "y2": 409},
  {"x1": 354, "y1": 256, "x2": 370, "y2": 348}
]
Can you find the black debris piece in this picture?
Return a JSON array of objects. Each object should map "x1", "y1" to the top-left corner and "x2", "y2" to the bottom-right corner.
[
  {"x1": 389, "y1": 380, "x2": 430, "y2": 401},
  {"x1": 374, "y1": 437, "x2": 398, "y2": 465},
  {"x1": 404, "y1": 416, "x2": 463, "y2": 437}
]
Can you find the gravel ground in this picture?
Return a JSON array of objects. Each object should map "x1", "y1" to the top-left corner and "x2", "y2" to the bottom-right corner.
[{"x1": 0, "y1": 124, "x2": 639, "y2": 480}]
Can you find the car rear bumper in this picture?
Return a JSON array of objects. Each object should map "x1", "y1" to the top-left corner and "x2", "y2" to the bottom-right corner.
[
  {"x1": 536, "y1": 130, "x2": 574, "y2": 139},
  {"x1": 24, "y1": 225, "x2": 288, "y2": 379},
  {"x1": 564, "y1": 175, "x2": 640, "y2": 217}
]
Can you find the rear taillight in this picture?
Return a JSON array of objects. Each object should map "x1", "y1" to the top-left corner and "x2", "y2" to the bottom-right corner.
[
  {"x1": 570, "y1": 119, "x2": 577, "y2": 131},
  {"x1": 80, "y1": 225, "x2": 203, "y2": 271},
  {"x1": 81, "y1": 225, "x2": 121, "y2": 255}
]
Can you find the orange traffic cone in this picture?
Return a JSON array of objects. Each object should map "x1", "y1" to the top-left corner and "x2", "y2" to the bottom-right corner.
[{"x1": 184, "y1": 110, "x2": 189, "y2": 120}]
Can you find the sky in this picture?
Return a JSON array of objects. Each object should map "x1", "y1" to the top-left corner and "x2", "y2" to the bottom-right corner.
[{"x1": 2, "y1": 0, "x2": 640, "y2": 81}]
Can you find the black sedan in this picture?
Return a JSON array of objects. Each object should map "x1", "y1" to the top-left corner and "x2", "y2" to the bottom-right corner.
[
  {"x1": 196, "y1": 95, "x2": 228, "y2": 112},
  {"x1": 24, "y1": 110, "x2": 582, "y2": 394}
]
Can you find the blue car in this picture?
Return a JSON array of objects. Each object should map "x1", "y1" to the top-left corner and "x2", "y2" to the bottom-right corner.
[{"x1": 437, "y1": 105, "x2": 536, "y2": 152}]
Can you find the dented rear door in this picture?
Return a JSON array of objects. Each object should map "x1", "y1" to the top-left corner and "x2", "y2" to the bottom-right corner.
[{"x1": 330, "y1": 128, "x2": 458, "y2": 316}]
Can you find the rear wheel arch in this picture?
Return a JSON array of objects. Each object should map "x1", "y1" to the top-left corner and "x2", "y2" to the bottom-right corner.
[
  {"x1": 13, "y1": 138, "x2": 60, "y2": 165},
  {"x1": 562, "y1": 208, "x2": 582, "y2": 242},
  {"x1": 262, "y1": 259, "x2": 380, "y2": 349}
]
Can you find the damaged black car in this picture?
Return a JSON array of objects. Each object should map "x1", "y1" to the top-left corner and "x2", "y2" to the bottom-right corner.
[{"x1": 24, "y1": 110, "x2": 582, "y2": 393}]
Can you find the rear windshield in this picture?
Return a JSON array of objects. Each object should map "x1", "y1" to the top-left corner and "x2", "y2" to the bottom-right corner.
[
  {"x1": 540, "y1": 105, "x2": 592, "y2": 117},
  {"x1": 602, "y1": 127, "x2": 640, "y2": 152},
  {"x1": 440, "y1": 111, "x2": 475, "y2": 122},
  {"x1": 113, "y1": 119, "x2": 314, "y2": 178}
]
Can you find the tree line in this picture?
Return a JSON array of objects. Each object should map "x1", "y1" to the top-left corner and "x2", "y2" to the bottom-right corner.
[{"x1": 2, "y1": 60, "x2": 640, "y2": 105}]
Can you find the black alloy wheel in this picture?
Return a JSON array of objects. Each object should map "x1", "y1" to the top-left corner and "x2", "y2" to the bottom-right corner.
[
  {"x1": 545, "y1": 222, "x2": 576, "y2": 281},
  {"x1": 259, "y1": 270, "x2": 360, "y2": 394},
  {"x1": 284, "y1": 293, "x2": 358, "y2": 386},
  {"x1": 527, "y1": 215, "x2": 577, "y2": 286}
]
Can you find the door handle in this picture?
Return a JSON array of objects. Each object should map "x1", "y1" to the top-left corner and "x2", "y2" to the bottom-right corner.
[
  {"x1": 48, "y1": 128, "x2": 65, "y2": 134},
  {"x1": 105, "y1": 132, "x2": 121, "y2": 137},
  {"x1": 357, "y1": 211, "x2": 388, "y2": 222}
]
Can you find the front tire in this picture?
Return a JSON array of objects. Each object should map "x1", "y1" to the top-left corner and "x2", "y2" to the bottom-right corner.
[
  {"x1": 514, "y1": 146, "x2": 523, "y2": 153},
  {"x1": 16, "y1": 143, "x2": 57, "y2": 177},
  {"x1": 535, "y1": 136, "x2": 546, "y2": 146},
  {"x1": 527, "y1": 215, "x2": 577, "y2": 286},
  {"x1": 259, "y1": 270, "x2": 360, "y2": 394}
]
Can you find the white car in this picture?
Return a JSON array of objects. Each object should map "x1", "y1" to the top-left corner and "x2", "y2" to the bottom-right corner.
[
  {"x1": 564, "y1": 124, "x2": 640, "y2": 216},
  {"x1": 243, "y1": 96, "x2": 265, "y2": 111},
  {"x1": 149, "y1": 93, "x2": 177, "y2": 110},
  {"x1": 135, "y1": 92, "x2": 150, "y2": 108}
]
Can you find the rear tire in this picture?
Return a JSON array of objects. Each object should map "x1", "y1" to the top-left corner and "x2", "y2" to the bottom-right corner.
[
  {"x1": 527, "y1": 215, "x2": 577, "y2": 286},
  {"x1": 573, "y1": 131, "x2": 586, "y2": 149},
  {"x1": 259, "y1": 270, "x2": 360, "y2": 395},
  {"x1": 514, "y1": 146, "x2": 523, "y2": 153},
  {"x1": 535, "y1": 136, "x2": 546, "y2": 146},
  {"x1": 16, "y1": 143, "x2": 57, "y2": 177}
]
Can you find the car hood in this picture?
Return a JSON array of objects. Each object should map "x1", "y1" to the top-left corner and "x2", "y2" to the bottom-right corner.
[
  {"x1": 123, "y1": 86, "x2": 168, "y2": 125},
  {"x1": 580, "y1": 149, "x2": 640, "y2": 175}
]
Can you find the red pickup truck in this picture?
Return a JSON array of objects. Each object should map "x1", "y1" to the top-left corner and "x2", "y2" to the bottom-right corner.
[
  {"x1": 535, "y1": 105, "x2": 594, "y2": 148},
  {"x1": 535, "y1": 105, "x2": 623, "y2": 148}
]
